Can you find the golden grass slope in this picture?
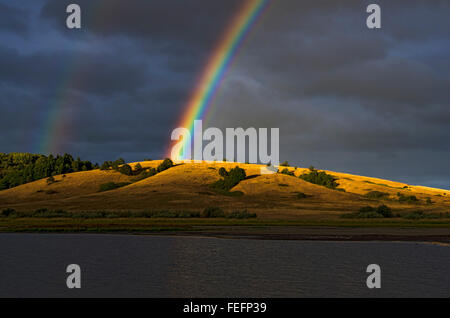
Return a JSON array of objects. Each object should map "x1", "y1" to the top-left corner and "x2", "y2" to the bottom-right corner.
[{"x1": 0, "y1": 160, "x2": 449, "y2": 218}]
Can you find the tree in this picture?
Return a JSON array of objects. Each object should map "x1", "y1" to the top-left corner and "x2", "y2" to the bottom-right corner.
[
  {"x1": 218, "y1": 167, "x2": 228, "y2": 177},
  {"x1": 116, "y1": 158, "x2": 125, "y2": 165},
  {"x1": 299, "y1": 170, "x2": 338, "y2": 189},
  {"x1": 100, "y1": 161, "x2": 111, "y2": 170},
  {"x1": 376, "y1": 204, "x2": 392, "y2": 218},
  {"x1": 118, "y1": 164, "x2": 133, "y2": 176},
  {"x1": 211, "y1": 166, "x2": 246, "y2": 191},
  {"x1": 157, "y1": 158, "x2": 173, "y2": 172},
  {"x1": 280, "y1": 168, "x2": 294, "y2": 176},
  {"x1": 134, "y1": 163, "x2": 143, "y2": 174}
]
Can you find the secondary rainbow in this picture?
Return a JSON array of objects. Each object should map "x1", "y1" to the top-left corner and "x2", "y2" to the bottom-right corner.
[{"x1": 169, "y1": 0, "x2": 271, "y2": 159}]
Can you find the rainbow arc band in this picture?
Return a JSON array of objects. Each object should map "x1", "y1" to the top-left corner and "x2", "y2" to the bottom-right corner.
[{"x1": 167, "y1": 0, "x2": 271, "y2": 160}]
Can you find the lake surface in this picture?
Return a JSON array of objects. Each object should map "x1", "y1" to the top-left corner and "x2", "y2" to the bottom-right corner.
[{"x1": 0, "y1": 233, "x2": 449, "y2": 297}]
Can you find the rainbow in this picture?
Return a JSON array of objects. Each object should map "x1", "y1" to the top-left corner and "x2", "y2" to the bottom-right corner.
[
  {"x1": 35, "y1": 1, "x2": 100, "y2": 155},
  {"x1": 168, "y1": 0, "x2": 271, "y2": 159}
]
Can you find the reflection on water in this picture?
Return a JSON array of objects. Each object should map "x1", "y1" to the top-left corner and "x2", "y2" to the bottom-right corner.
[{"x1": 0, "y1": 234, "x2": 449, "y2": 297}]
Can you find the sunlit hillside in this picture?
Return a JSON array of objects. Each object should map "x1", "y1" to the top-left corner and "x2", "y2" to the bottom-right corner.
[{"x1": 0, "y1": 160, "x2": 449, "y2": 219}]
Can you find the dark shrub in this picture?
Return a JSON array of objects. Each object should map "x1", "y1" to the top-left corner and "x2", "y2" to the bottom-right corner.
[
  {"x1": 118, "y1": 164, "x2": 133, "y2": 176},
  {"x1": 376, "y1": 204, "x2": 392, "y2": 218},
  {"x1": 342, "y1": 211, "x2": 384, "y2": 219},
  {"x1": 134, "y1": 163, "x2": 143, "y2": 174},
  {"x1": 1, "y1": 208, "x2": 15, "y2": 217},
  {"x1": 211, "y1": 166, "x2": 246, "y2": 191},
  {"x1": 397, "y1": 193, "x2": 419, "y2": 203},
  {"x1": 115, "y1": 158, "x2": 125, "y2": 165},
  {"x1": 359, "y1": 206, "x2": 376, "y2": 213},
  {"x1": 218, "y1": 167, "x2": 228, "y2": 177},
  {"x1": 227, "y1": 210, "x2": 257, "y2": 219},
  {"x1": 299, "y1": 170, "x2": 338, "y2": 189},
  {"x1": 280, "y1": 168, "x2": 295, "y2": 176},
  {"x1": 280, "y1": 161, "x2": 289, "y2": 166},
  {"x1": 365, "y1": 191, "x2": 389, "y2": 199},
  {"x1": 98, "y1": 182, "x2": 131, "y2": 192},
  {"x1": 401, "y1": 211, "x2": 450, "y2": 220},
  {"x1": 157, "y1": 158, "x2": 173, "y2": 172},
  {"x1": 100, "y1": 161, "x2": 111, "y2": 170},
  {"x1": 343, "y1": 205, "x2": 392, "y2": 218},
  {"x1": 201, "y1": 207, "x2": 225, "y2": 218},
  {"x1": 133, "y1": 168, "x2": 157, "y2": 181},
  {"x1": 296, "y1": 192, "x2": 309, "y2": 199},
  {"x1": 228, "y1": 166, "x2": 246, "y2": 181},
  {"x1": 402, "y1": 210, "x2": 425, "y2": 220}
]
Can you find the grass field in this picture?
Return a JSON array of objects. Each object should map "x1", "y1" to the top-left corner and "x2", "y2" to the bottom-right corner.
[
  {"x1": 1, "y1": 216, "x2": 450, "y2": 233},
  {"x1": 1, "y1": 160, "x2": 449, "y2": 238}
]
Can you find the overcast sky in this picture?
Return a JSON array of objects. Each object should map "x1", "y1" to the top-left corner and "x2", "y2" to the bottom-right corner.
[{"x1": 1, "y1": 0, "x2": 449, "y2": 188}]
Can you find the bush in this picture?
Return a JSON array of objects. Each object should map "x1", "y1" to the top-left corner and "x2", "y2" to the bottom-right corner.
[
  {"x1": 218, "y1": 167, "x2": 228, "y2": 177},
  {"x1": 134, "y1": 163, "x2": 143, "y2": 174},
  {"x1": 201, "y1": 207, "x2": 225, "y2": 218},
  {"x1": 115, "y1": 158, "x2": 125, "y2": 165},
  {"x1": 211, "y1": 166, "x2": 246, "y2": 191},
  {"x1": 133, "y1": 168, "x2": 157, "y2": 181},
  {"x1": 98, "y1": 182, "x2": 131, "y2": 192},
  {"x1": 0, "y1": 209, "x2": 260, "y2": 219},
  {"x1": 376, "y1": 204, "x2": 393, "y2": 218},
  {"x1": 280, "y1": 168, "x2": 295, "y2": 176},
  {"x1": 100, "y1": 161, "x2": 111, "y2": 170},
  {"x1": 299, "y1": 170, "x2": 338, "y2": 189},
  {"x1": 401, "y1": 211, "x2": 450, "y2": 220},
  {"x1": 280, "y1": 161, "x2": 289, "y2": 167},
  {"x1": 397, "y1": 193, "x2": 419, "y2": 203},
  {"x1": 365, "y1": 191, "x2": 389, "y2": 199},
  {"x1": 1, "y1": 208, "x2": 15, "y2": 217},
  {"x1": 296, "y1": 192, "x2": 309, "y2": 199},
  {"x1": 157, "y1": 158, "x2": 173, "y2": 172},
  {"x1": 118, "y1": 164, "x2": 133, "y2": 176},
  {"x1": 359, "y1": 206, "x2": 375, "y2": 213},
  {"x1": 342, "y1": 205, "x2": 392, "y2": 218},
  {"x1": 342, "y1": 211, "x2": 385, "y2": 219},
  {"x1": 226, "y1": 210, "x2": 257, "y2": 219}
]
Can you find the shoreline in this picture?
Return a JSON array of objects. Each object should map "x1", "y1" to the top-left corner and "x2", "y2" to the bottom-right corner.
[
  {"x1": 2, "y1": 225, "x2": 450, "y2": 244},
  {"x1": 153, "y1": 226, "x2": 450, "y2": 243}
]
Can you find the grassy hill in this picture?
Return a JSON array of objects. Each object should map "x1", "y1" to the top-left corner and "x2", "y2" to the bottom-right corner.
[{"x1": 0, "y1": 160, "x2": 449, "y2": 220}]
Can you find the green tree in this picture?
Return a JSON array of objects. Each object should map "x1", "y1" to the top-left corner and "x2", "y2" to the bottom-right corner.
[
  {"x1": 118, "y1": 164, "x2": 133, "y2": 176},
  {"x1": 134, "y1": 163, "x2": 143, "y2": 174},
  {"x1": 157, "y1": 158, "x2": 173, "y2": 172},
  {"x1": 218, "y1": 167, "x2": 228, "y2": 177}
]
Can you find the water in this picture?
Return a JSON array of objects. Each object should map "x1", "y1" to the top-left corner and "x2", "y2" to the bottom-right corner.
[{"x1": 0, "y1": 233, "x2": 449, "y2": 297}]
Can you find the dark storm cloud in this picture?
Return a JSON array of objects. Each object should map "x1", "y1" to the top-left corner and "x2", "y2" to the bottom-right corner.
[
  {"x1": 0, "y1": 3, "x2": 29, "y2": 36},
  {"x1": 40, "y1": 0, "x2": 242, "y2": 48},
  {"x1": 304, "y1": 58, "x2": 450, "y2": 105},
  {"x1": 0, "y1": 46, "x2": 150, "y2": 96},
  {"x1": 1, "y1": 0, "x2": 450, "y2": 188}
]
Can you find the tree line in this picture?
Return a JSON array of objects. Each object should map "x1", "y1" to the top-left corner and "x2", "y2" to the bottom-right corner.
[{"x1": 0, "y1": 153, "x2": 97, "y2": 190}]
